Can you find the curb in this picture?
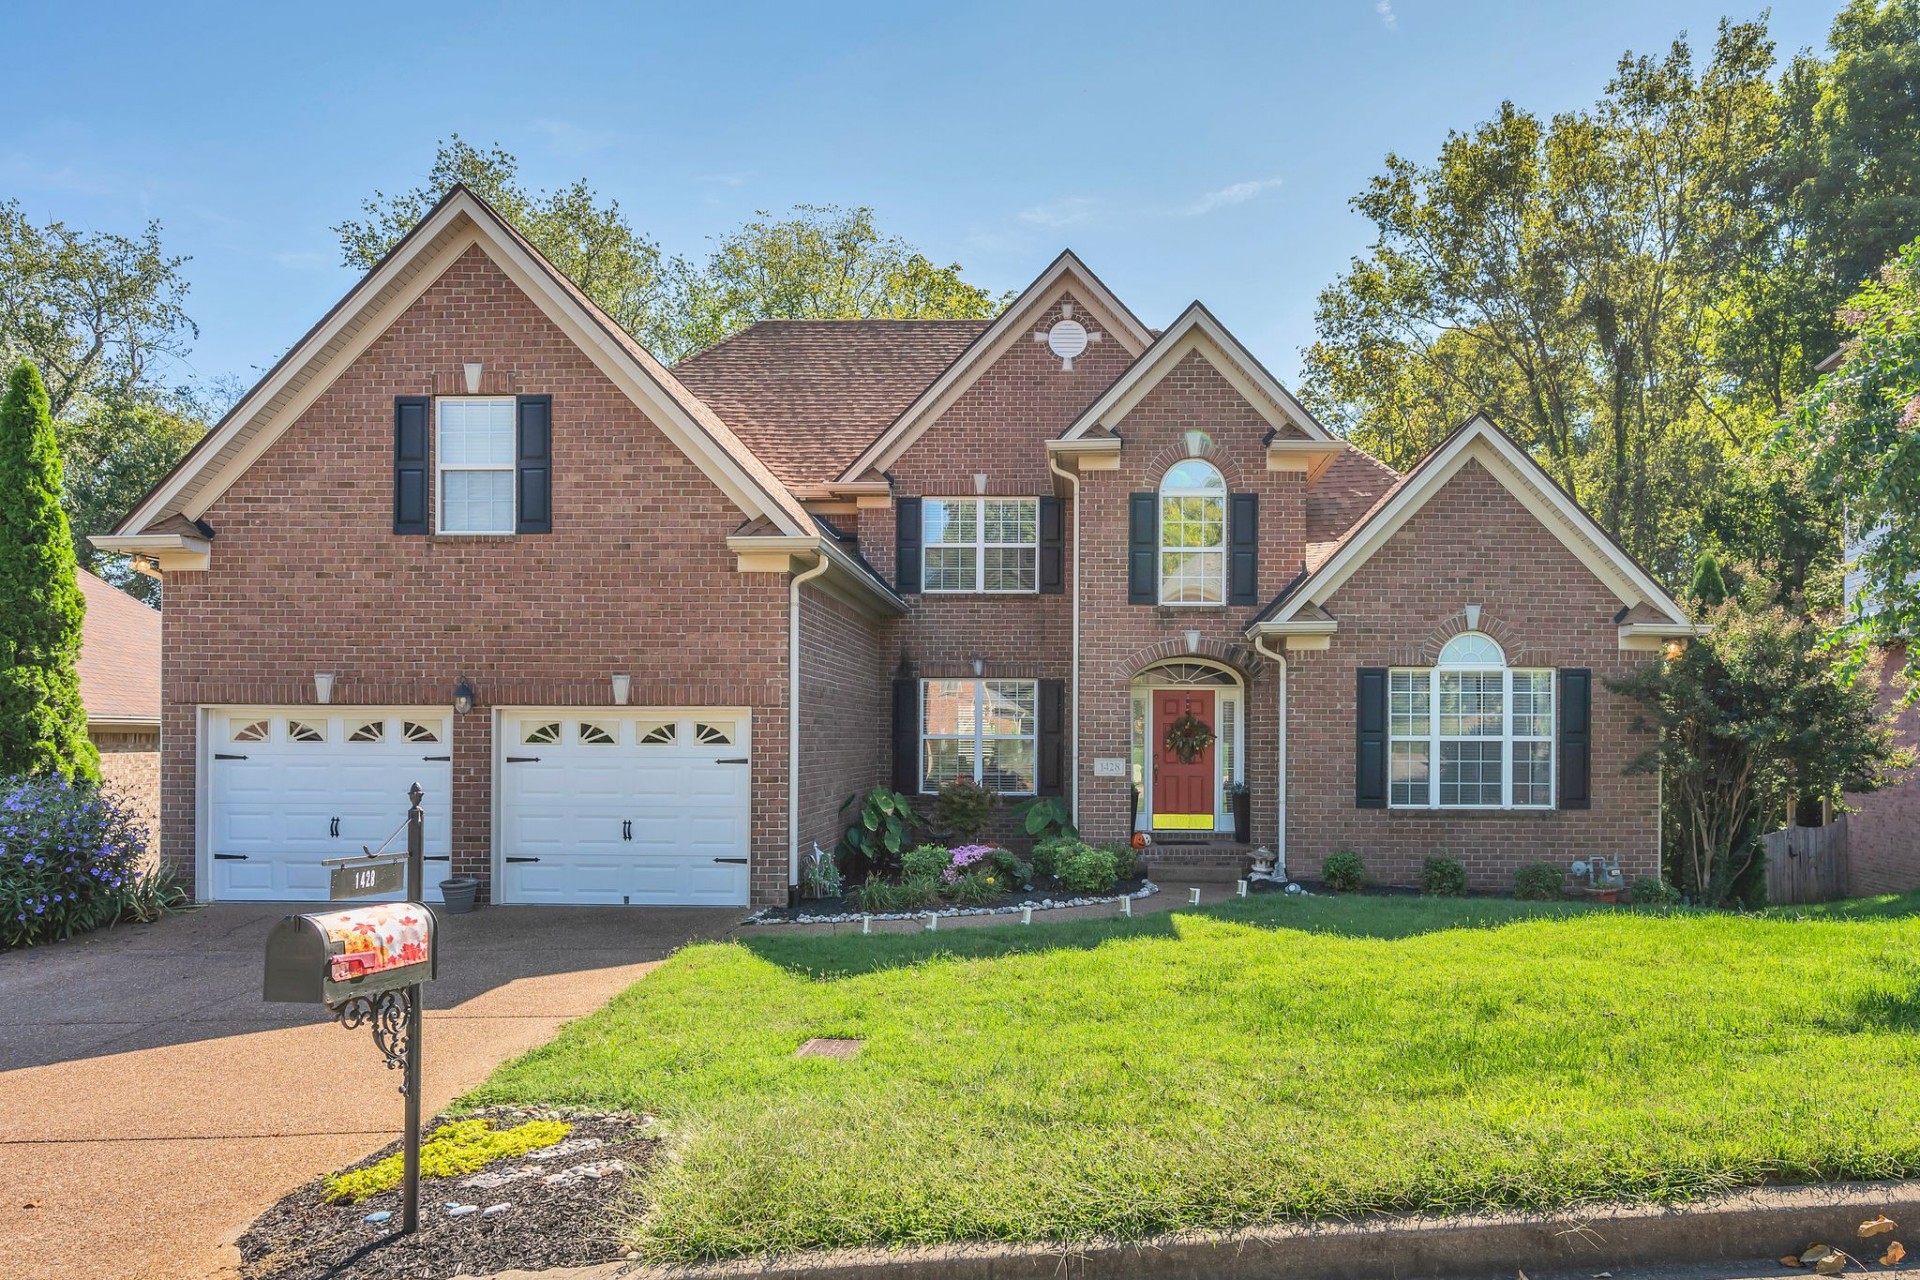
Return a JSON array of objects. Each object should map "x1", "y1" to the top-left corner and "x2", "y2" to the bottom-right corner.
[{"x1": 480, "y1": 1180, "x2": 1920, "y2": 1280}]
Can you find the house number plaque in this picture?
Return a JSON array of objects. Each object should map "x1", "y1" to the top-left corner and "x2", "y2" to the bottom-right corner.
[
  {"x1": 330, "y1": 857, "x2": 405, "y2": 900},
  {"x1": 1092, "y1": 757, "x2": 1129, "y2": 778}
]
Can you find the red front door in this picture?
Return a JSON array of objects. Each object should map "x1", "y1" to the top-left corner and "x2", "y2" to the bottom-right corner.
[{"x1": 1152, "y1": 689, "x2": 1216, "y2": 830}]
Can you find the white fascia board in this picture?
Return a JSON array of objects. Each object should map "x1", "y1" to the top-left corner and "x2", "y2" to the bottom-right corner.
[
  {"x1": 89, "y1": 533, "x2": 211, "y2": 572},
  {"x1": 726, "y1": 535, "x2": 906, "y2": 614},
  {"x1": 1619, "y1": 621, "x2": 1710, "y2": 651},
  {"x1": 837, "y1": 252, "x2": 1153, "y2": 482},
  {"x1": 1268, "y1": 416, "x2": 1691, "y2": 628},
  {"x1": 1061, "y1": 305, "x2": 1333, "y2": 443}
]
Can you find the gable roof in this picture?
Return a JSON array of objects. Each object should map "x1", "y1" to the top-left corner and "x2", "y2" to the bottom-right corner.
[
  {"x1": 1253, "y1": 414, "x2": 1692, "y2": 630},
  {"x1": 76, "y1": 570, "x2": 161, "y2": 728},
  {"x1": 674, "y1": 319, "x2": 990, "y2": 487},
  {"x1": 114, "y1": 185, "x2": 813, "y2": 538},
  {"x1": 1059, "y1": 301, "x2": 1334, "y2": 442},
  {"x1": 835, "y1": 250, "x2": 1155, "y2": 481}
]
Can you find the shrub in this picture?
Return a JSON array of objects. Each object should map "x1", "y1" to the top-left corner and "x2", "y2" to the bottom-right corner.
[
  {"x1": 837, "y1": 787, "x2": 918, "y2": 876},
  {"x1": 947, "y1": 871, "x2": 998, "y2": 905},
  {"x1": 1513, "y1": 860, "x2": 1565, "y2": 901},
  {"x1": 1421, "y1": 856, "x2": 1467, "y2": 897},
  {"x1": 1102, "y1": 840, "x2": 1140, "y2": 882},
  {"x1": 1031, "y1": 834, "x2": 1080, "y2": 880},
  {"x1": 324, "y1": 1118, "x2": 571, "y2": 1203},
  {"x1": 1056, "y1": 844, "x2": 1119, "y2": 895},
  {"x1": 989, "y1": 847, "x2": 1032, "y2": 886},
  {"x1": 1321, "y1": 850, "x2": 1366, "y2": 892},
  {"x1": 942, "y1": 844, "x2": 995, "y2": 882},
  {"x1": 2, "y1": 776, "x2": 169, "y2": 949},
  {"x1": 901, "y1": 842, "x2": 950, "y2": 881},
  {"x1": 1630, "y1": 876, "x2": 1682, "y2": 906},
  {"x1": 933, "y1": 778, "x2": 994, "y2": 839}
]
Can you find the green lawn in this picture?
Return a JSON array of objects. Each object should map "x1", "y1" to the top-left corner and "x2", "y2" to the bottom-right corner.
[{"x1": 463, "y1": 892, "x2": 1920, "y2": 1262}]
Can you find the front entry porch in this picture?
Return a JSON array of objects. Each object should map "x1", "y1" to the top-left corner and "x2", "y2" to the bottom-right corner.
[{"x1": 1130, "y1": 659, "x2": 1244, "y2": 835}]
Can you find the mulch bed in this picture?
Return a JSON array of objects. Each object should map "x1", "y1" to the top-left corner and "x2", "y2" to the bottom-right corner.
[
  {"x1": 237, "y1": 1106, "x2": 653, "y2": 1280},
  {"x1": 748, "y1": 875, "x2": 1157, "y2": 924}
]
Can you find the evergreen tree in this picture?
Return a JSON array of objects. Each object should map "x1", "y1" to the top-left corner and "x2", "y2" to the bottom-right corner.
[
  {"x1": 1688, "y1": 552, "x2": 1729, "y2": 608},
  {"x1": 0, "y1": 362, "x2": 97, "y2": 781}
]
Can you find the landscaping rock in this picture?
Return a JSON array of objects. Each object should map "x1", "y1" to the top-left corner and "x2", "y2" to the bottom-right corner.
[{"x1": 748, "y1": 878, "x2": 1159, "y2": 926}]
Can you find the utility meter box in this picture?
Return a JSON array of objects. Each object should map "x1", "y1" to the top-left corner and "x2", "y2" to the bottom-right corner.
[{"x1": 263, "y1": 902, "x2": 436, "y2": 1005}]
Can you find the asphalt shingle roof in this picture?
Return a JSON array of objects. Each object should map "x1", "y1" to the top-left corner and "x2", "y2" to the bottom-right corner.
[{"x1": 76, "y1": 570, "x2": 161, "y2": 724}]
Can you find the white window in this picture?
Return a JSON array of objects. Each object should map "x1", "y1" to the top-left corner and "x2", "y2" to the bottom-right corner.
[
  {"x1": 920, "y1": 678, "x2": 1037, "y2": 795},
  {"x1": 923, "y1": 498, "x2": 1038, "y2": 593},
  {"x1": 1159, "y1": 460, "x2": 1226, "y2": 605},
  {"x1": 1389, "y1": 633, "x2": 1554, "y2": 810},
  {"x1": 437, "y1": 397, "x2": 516, "y2": 534}
]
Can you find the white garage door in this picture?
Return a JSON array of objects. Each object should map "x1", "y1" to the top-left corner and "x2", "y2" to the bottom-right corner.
[
  {"x1": 497, "y1": 709, "x2": 751, "y2": 906},
  {"x1": 206, "y1": 709, "x2": 454, "y2": 902}
]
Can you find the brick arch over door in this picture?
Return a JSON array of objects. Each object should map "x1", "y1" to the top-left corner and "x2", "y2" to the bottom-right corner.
[{"x1": 1110, "y1": 636, "x2": 1265, "y2": 683}]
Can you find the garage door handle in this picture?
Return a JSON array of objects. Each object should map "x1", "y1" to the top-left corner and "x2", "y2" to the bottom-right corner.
[
  {"x1": 214, "y1": 853, "x2": 248, "y2": 861},
  {"x1": 329, "y1": 817, "x2": 340, "y2": 838},
  {"x1": 505, "y1": 755, "x2": 540, "y2": 763},
  {"x1": 215, "y1": 752, "x2": 247, "y2": 760},
  {"x1": 716, "y1": 757, "x2": 749, "y2": 765},
  {"x1": 424, "y1": 855, "x2": 450, "y2": 862},
  {"x1": 422, "y1": 754, "x2": 450, "y2": 761},
  {"x1": 712, "y1": 857, "x2": 748, "y2": 865},
  {"x1": 505, "y1": 856, "x2": 540, "y2": 864},
  {"x1": 622, "y1": 820, "x2": 632, "y2": 841}
]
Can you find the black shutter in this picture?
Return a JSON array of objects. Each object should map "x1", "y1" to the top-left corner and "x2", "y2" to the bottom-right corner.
[
  {"x1": 1127, "y1": 493, "x2": 1157, "y2": 604},
  {"x1": 1038, "y1": 496, "x2": 1064, "y2": 594},
  {"x1": 515, "y1": 395, "x2": 552, "y2": 534},
  {"x1": 1356, "y1": 667, "x2": 1388, "y2": 809},
  {"x1": 392, "y1": 396, "x2": 429, "y2": 535},
  {"x1": 1559, "y1": 668, "x2": 1592, "y2": 809},
  {"x1": 895, "y1": 497, "x2": 923, "y2": 594},
  {"x1": 891, "y1": 678, "x2": 920, "y2": 792},
  {"x1": 1228, "y1": 492, "x2": 1259, "y2": 606},
  {"x1": 1038, "y1": 678, "x2": 1066, "y2": 795}
]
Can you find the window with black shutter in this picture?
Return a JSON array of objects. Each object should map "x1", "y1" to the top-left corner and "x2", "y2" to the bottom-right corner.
[
  {"x1": 1558, "y1": 668, "x2": 1592, "y2": 809},
  {"x1": 1355, "y1": 667, "x2": 1388, "y2": 808},
  {"x1": 1127, "y1": 493, "x2": 1157, "y2": 604},
  {"x1": 393, "y1": 396, "x2": 429, "y2": 535},
  {"x1": 895, "y1": 497, "x2": 923, "y2": 594},
  {"x1": 1228, "y1": 492, "x2": 1258, "y2": 606},
  {"x1": 515, "y1": 395, "x2": 552, "y2": 534}
]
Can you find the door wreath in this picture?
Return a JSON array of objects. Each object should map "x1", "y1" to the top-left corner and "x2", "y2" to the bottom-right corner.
[{"x1": 1163, "y1": 710, "x2": 1215, "y2": 764}]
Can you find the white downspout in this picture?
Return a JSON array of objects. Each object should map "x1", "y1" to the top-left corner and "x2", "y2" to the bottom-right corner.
[
  {"x1": 1251, "y1": 632, "x2": 1287, "y2": 880},
  {"x1": 1046, "y1": 452, "x2": 1082, "y2": 828},
  {"x1": 789, "y1": 548, "x2": 831, "y2": 893}
]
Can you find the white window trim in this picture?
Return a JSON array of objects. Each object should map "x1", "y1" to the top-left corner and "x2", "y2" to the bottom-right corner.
[
  {"x1": 1388, "y1": 665, "x2": 1555, "y2": 811},
  {"x1": 919, "y1": 678, "x2": 1039, "y2": 796},
  {"x1": 921, "y1": 497, "x2": 1039, "y2": 595},
  {"x1": 435, "y1": 395, "x2": 517, "y2": 536},
  {"x1": 1158, "y1": 462, "x2": 1227, "y2": 607}
]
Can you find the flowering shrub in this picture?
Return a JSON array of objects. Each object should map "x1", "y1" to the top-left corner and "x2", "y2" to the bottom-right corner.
[
  {"x1": 1, "y1": 775, "x2": 174, "y2": 949},
  {"x1": 940, "y1": 844, "x2": 996, "y2": 884}
]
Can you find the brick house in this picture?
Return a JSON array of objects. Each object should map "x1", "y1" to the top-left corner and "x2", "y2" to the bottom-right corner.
[
  {"x1": 76, "y1": 568, "x2": 162, "y2": 849},
  {"x1": 96, "y1": 187, "x2": 1697, "y2": 907}
]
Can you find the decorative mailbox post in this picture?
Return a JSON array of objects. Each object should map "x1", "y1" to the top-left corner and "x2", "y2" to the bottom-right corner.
[{"x1": 264, "y1": 783, "x2": 434, "y2": 1234}]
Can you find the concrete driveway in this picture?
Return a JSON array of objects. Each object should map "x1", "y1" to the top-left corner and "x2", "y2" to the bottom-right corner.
[{"x1": 0, "y1": 902, "x2": 740, "y2": 1280}]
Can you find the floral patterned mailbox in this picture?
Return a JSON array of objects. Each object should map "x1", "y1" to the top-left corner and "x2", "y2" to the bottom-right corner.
[{"x1": 263, "y1": 902, "x2": 437, "y2": 1005}]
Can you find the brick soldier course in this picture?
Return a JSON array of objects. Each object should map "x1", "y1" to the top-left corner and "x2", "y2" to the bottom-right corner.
[{"x1": 101, "y1": 185, "x2": 1697, "y2": 907}]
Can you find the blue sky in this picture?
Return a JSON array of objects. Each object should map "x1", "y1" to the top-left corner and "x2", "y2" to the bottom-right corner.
[{"x1": 3, "y1": 1, "x2": 1841, "y2": 397}]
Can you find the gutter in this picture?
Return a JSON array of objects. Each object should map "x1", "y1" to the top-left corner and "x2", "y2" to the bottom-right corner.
[
  {"x1": 1249, "y1": 632, "x2": 1287, "y2": 880},
  {"x1": 1046, "y1": 451, "x2": 1082, "y2": 828},
  {"x1": 788, "y1": 551, "x2": 831, "y2": 897}
]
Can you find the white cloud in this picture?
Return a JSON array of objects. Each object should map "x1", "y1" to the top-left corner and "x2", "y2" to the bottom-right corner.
[
  {"x1": 1376, "y1": 0, "x2": 1397, "y2": 31},
  {"x1": 1018, "y1": 196, "x2": 1096, "y2": 228},
  {"x1": 1182, "y1": 176, "x2": 1284, "y2": 216}
]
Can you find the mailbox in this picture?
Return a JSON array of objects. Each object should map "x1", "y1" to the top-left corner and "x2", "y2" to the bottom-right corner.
[{"x1": 264, "y1": 902, "x2": 437, "y2": 1005}]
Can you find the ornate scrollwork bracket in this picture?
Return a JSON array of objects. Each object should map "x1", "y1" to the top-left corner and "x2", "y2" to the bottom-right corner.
[{"x1": 332, "y1": 988, "x2": 412, "y2": 1091}]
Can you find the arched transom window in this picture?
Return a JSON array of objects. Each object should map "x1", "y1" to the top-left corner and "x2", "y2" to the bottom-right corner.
[
  {"x1": 1389, "y1": 632, "x2": 1555, "y2": 809},
  {"x1": 1159, "y1": 459, "x2": 1226, "y2": 605}
]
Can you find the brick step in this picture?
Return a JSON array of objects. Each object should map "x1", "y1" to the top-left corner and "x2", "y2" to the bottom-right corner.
[{"x1": 1141, "y1": 841, "x2": 1262, "y2": 883}]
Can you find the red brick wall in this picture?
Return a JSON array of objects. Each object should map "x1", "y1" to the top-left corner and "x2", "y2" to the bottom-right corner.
[
  {"x1": 1283, "y1": 458, "x2": 1661, "y2": 890},
  {"x1": 797, "y1": 583, "x2": 895, "y2": 877},
  {"x1": 93, "y1": 729, "x2": 160, "y2": 862},
  {"x1": 1846, "y1": 642, "x2": 1920, "y2": 896},
  {"x1": 160, "y1": 245, "x2": 794, "y2": 905}
]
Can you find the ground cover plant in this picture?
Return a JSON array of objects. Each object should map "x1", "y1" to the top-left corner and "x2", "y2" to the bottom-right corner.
[{"x1": 466, "y1": 891, "x2": 1920, "y2": 1262}]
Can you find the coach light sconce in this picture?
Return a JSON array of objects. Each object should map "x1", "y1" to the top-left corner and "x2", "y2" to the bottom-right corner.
[
  {"x1": 1664, "y1": 639, "x2": 1687, "y2": 663},
  {"x1": 611, "y1": 674, "x2": 631, "y2": 706},
  {"x1": 971, "y1": 655, "x2": 985, "y2": 677},
  {"x1": 1185, "y1": 629, "x2": 1202, "y2": 654},
  {"x1": 463, "y1": 362, "x2": 484, "y2": 394},
  {"x1": 452, "y1": 676, "x2": 476, "y2": 716},
  {"x1": 313, "y1": 673, "x2": 335, "y2": 705}
]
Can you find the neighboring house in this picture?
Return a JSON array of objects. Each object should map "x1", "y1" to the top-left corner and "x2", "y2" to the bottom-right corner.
[
  {"x1": 75, "y1": 568, "x2": 162, "y2": 848},
  {"x1": 95, "y1": 187, "x2": 1697, "y2": 908}
]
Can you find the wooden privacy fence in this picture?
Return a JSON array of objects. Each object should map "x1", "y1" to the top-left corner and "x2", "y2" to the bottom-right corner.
[{"x1": 1765, "y1": 815, "x2": 1849, "y2": 905}]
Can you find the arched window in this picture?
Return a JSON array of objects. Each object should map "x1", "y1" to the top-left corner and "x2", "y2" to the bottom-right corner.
[
  {"x1": 1159, "y1": 460, "x2": 1226, "y2": 605},
  {"x1": 1389, "y1": 631, "x2": 1555, "y2": 809}
]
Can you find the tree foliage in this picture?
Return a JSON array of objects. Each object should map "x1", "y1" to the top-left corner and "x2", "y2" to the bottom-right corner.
[
  {"x1": 1301, "y1": 2, "x2": 1920, "y2": 589},
  {"x1": 336, "y1": 137, "x2": 1001, "y2": 362},
  {"x1": 0, "y1": 363, "x2": 97, "y2": 782},
  {"x1": 1612, "y1": 588, "x2": 1907, "y2": 904},
  {"x1": 59, "y1": 394, "x2": 206, "y2": 605}
]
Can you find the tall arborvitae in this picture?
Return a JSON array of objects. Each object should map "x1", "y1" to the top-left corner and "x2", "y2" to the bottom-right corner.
[
  {"x1": 1688, "y1": 551, "x2": 1729, "y2": 609},
  {"x1": 0, "y1": 362, "x2": 98, "y2": 781}
]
